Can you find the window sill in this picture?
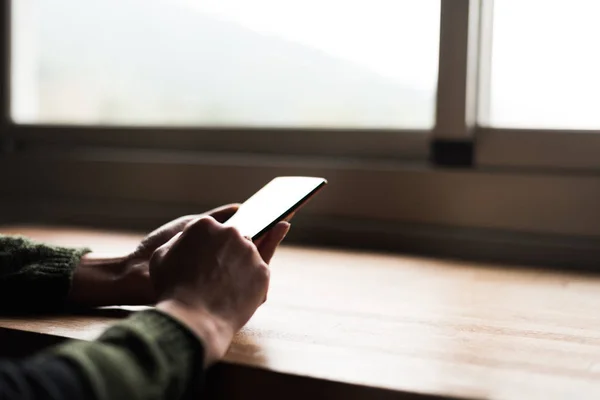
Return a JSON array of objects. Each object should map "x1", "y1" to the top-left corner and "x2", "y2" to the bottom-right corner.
[{"x1": 1, "y1": 148, "x2": 600, "y2": 267}]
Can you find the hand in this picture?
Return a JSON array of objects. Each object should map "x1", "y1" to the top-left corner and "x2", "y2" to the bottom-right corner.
[
  {"x1": 152, "y1": 216, "x2": 290, "y2": 366},
  {"x1": 67, "y1": 204, "x2": 240, "y2": 307}
]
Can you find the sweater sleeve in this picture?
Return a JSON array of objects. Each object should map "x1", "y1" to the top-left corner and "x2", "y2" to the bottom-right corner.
[
  {"x1": 0, "y1": 310, "x2": 206, "y2": 400},
  {"x1": 0, "y1": 356, "x2": 93, "y2": 400},
  {"x1": 0, "y1": 235, "x2": 90, "y2": 313}
]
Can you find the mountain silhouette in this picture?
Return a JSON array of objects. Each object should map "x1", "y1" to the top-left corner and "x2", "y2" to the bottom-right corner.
[{"x1": 35, "y1": 0, "x2": 433, "y2": 128}]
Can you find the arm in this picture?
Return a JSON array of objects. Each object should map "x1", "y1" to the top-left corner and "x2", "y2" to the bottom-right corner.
[
  {"x1": 0, "y1": 234, "x2": 202, "y2": 400},
  {"x1": 0, "y1": 234, "x2": 154, "y2": 312},
  {"x1": 0, "y1": 205, "x2": 241, "y2": 313},
  {"x1": 0, "y1": 310, "x2": 204, "y2": 400},
  {"x1": 0, "y1": 356, "x2": 92, "y2": 400},
  {"x1": 0, "y1": 211, "x2": 289, "y2": 400}
]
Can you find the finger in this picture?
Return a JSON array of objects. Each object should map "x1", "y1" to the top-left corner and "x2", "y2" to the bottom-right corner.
[
  {"x1": 208, "y1": 203, "x2": 241, "y2": 223},
  {"x1": 283, "y1": 211, "x2": 297, "y2": 223},
  {"x1": 248, "y1": 211, "x2": 296, "y2": 247},
  {"x1": 254, "y1": 213, "x2": 295, "y2": 248},
  {"x1": 263, "y1": 273, "x2": 270, "y2": 304},
  {"x1": 283, "y1": 211, "x2": 296, "y2": 222},
  {"x1": 166, "y1": 231, "x2": 183, "y2": 246},
  {"x1": 151, "y1": 230, "x2": 183, "y2": 263},
  {"x1": 171, "y1": 203, "x2": 240, "y2": 230},
  {"x1": 183, "y1": 215, "x2": 220, "y2": 232},
  {"x1": 256, "y1": 222, "x2": 290, "y2": 264}
]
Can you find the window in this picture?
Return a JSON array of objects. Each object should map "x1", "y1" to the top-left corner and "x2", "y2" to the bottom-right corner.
[
  {"x1": 476, "y1": 0, "x2": 600, "y2": 170},
  {"x1": 485, "y1": 0, "x2": 600, "y2": 130},
  {"x1": 12, "y1": 0, "x2": 440, "y2": 129}
]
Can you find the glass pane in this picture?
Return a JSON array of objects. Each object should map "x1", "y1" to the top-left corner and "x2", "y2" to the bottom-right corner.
[
  {"x1": 12, "y1": 0, "x2": 440, "y2": 129},
  {"x1": 487, "y1": 0, "x2": 600, "y2": 129}
]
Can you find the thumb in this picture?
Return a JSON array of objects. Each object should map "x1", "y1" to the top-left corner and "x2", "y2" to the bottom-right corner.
[
  {"x1": 256, "y1": 222, "x2": 290, "y2": 264},
  {"x1": 208, "y1": 203, "x2": 241, "y2": 223}
]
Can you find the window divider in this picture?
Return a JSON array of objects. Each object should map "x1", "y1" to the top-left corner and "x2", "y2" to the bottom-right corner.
[
  {"x1": 1, "y1": 0, "x2": 10, "y2": 140},
  {"x1": 432, "y1": 0, "x2": 482, "y2": 166},
  {"x1": 476, "y1": 0, "x2": 495, "y2": 128}
]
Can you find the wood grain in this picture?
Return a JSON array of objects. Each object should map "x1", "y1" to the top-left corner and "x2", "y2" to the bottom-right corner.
[{"x1": 2, "y1": 225, "x2": 600, "y2": 399}]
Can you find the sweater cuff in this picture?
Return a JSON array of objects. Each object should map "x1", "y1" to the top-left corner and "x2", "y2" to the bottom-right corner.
[
  {"x1": 33, "y1": 245, "x2": 91, "y2": 286},
  {"x1": 0, "y1": 235, "x2": 90, "y2": 312},
  {"x1": 27, "y1": 245, "x2": 91, "y2": 311}
]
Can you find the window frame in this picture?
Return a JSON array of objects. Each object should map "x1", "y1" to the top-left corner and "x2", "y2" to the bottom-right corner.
[
  {"x1": 476, "y1": 127, "x2": 600, "y2": 170},
  {"x1": 3, "y1": 0, "x2": 479, "y2": 162},
  {"x1": 4, "y1": 0, "x2": 444, "y2": 161},
  {"x1": 8, "y1": 124, "x2": 430, "y2": 161},
  {"x1": 474, "y1": 0, "x2": 600, "y2": 171},
  {"x1": 5, "y1": 0, "x2": 600, "y2": 165}
]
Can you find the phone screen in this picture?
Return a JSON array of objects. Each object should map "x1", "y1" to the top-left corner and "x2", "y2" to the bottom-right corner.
[{"x1": 223, "y1": 176, "x2": 327, "y2": 239}]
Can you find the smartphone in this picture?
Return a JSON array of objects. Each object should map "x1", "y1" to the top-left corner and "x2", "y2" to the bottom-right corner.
[{"x1": 223, "y1": 176, "x2": 327, "y2": 240}]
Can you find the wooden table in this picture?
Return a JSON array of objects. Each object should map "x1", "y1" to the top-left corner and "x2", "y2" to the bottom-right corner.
[{"x1": 2, "y1": 226, "x2": 600, "y2": 399}]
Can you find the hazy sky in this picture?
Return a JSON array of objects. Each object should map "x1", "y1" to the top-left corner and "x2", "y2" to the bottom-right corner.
[
  {"x1": 179, "y1": 0, "x2": 441, "y2": 91},
  {"x1": 12, "y1": 0, "x2": 600, "y2": 128},
  {"x1": 490, "y1": 0, "x2": 600, "y2": 128}
]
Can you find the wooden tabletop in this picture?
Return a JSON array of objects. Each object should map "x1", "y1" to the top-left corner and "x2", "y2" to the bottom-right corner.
[{"x1": 2, "y1": 226, "x2": 600, "y2": 399}]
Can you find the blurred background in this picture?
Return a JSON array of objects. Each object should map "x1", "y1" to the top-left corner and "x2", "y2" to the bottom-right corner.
[
  {"x1": 3, "y1": 0, "x2": 600, "y2": 268},
  {"x1": 12, "y1": 0, "x2": 440, "y2": 128}
]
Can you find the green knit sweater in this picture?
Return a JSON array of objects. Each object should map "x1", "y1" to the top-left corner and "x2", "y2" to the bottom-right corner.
[{"x1": 0, "y1": 235, "x2": 204, "y2": 400}]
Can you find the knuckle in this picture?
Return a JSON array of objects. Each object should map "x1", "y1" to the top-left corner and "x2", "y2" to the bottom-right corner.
[
  {"x1": 222, "y1": 225, "x2": 242, "y2": 237},
  {"x1": 150, "y1": 245, "x2": 168, "y2": 264},
  {"x1": 240, "y1": 238, "x2": 257, "y2": 252},
  {"x1": 256, "y1": 262, "x2": 270, "y2": 281},
  {"x1": 221, "y1": 226, "x2": 247, "y2": 244},
  {"x1": 185, "y1": 216, "x2": 217, "y2": 234}
]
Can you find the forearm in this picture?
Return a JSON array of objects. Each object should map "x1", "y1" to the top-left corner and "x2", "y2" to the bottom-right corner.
[
  {"x1": 68, "y1": 253, "x2": 154, "y2": 307},
  {"x1": 0, "y1": 235, "x2": 155, "y2": 312},
  {"x1": 0, "y1": 310, "x2": 206, "y2": 400},
  {"x1": 67, "y1": 253, "x2": 129, "y2": 307}
]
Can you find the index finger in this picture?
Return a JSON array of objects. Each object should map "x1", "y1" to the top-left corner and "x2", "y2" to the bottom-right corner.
[
  {"x1": 256, "y1": 222, "x2": 291, "y2": 264},
  {"x1": 207, "y1": 203, "x2": 241, "y2": 223}
]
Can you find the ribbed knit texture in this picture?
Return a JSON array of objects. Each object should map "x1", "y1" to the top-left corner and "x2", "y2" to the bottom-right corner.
[
  {"x1": 0, "y1": 235, "x2": 90, "y2": 312},
  {"x1": 52, "y1": 310, "x2": 205, "y2": 400}
]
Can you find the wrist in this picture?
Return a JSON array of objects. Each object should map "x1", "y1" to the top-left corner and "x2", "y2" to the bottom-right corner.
[
  {"x1": 68, "y1": 252, "x2": 130, "y2": 307},
  {"x1": 156, "y1": 299, "x2": 235, "y2": 367}
]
